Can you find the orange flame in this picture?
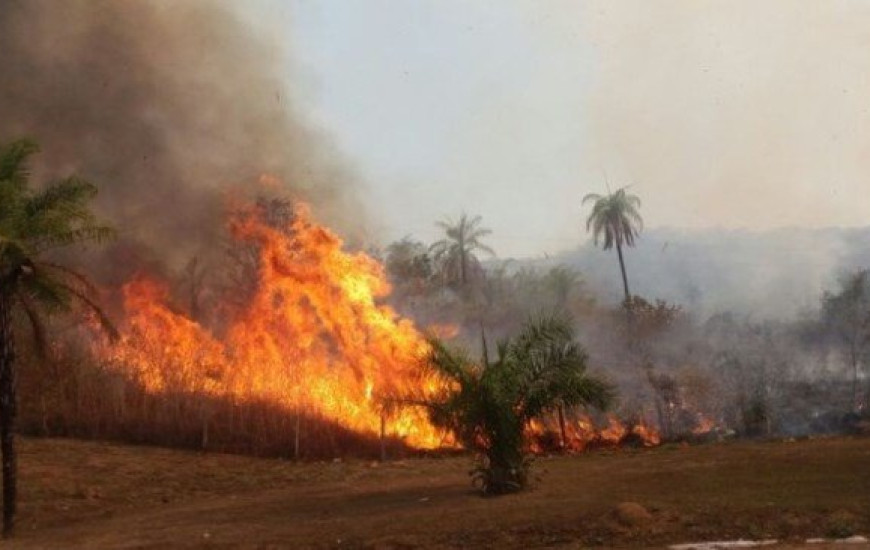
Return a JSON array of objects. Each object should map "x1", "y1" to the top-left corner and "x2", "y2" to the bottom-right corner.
[
  {"x1": 692, "y1": 414, "x2": 716, "y2": 435},
  {"x1": 98, "y1": 201, "x2": 444, "y2": 449},
  {"x1": 599, "y1": 415, "x2": 629, "y2": 444},
  {"x1": 631, "y1": 420, "x2": 661, "y2": 447},
  {"x1": 526, "y1": 413, "x2": 661, "y2": 452}
]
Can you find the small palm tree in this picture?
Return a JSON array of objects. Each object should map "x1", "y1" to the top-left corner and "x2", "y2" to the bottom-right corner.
[
  {"x1": 582, "y1": 187, "x2": 643, "y2": 302},
  {"x1": 429, "y1": 214, "x2": 494, "y2": 287},
  {"x1": 0, "y1": 138, "x2": 114, "y2": 536},
  {"x1": 423, "y1": 314, "x2": 613, "y2": 494}
]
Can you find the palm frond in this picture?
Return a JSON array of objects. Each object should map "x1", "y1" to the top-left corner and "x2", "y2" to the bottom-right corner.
[
  {"x1": 15, "y1": 289, "x2": 49, "y2": 358},
  {"x1": 581, "y1": 193, "x2": 602, "y2": 205},
  {"x1": 18, "y1": 271, "x2": 72, "y2": 312},
  {"x1": 25, "y1": 176, "x2": 99, "y2": 217},
  {"x1": 55, "y1": 281, "x2": 118, "y2": 341},
  {"x1": 35, "y1": 261, "x2": 100, "y2": 295},
  {"x1": 0, "y1": 138, "x2": 39, "y2": 190},
  {"x1": 469, "y1": 241, "x2": 496, "y2": 257},
  {"x1": 33, "y1": 225, "x2": 115, "y2": 253}
]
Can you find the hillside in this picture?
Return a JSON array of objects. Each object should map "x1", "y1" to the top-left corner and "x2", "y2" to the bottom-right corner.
[{"x1": 514, "y1": 227, "x2": 870, "y2": 319}]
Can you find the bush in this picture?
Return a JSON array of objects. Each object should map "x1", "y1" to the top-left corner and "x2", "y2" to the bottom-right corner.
[{"x1": 422, "y1": 314, "x2": 614, "y2": 494}]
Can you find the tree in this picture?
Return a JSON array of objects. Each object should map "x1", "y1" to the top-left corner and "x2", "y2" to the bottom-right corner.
[
  {"x1": 0, "y1": 139, "x2": 114, "y2": 536},
  {"x1": 582, "y1": 187, "x2": 643, "y2": 302},
  {"x1": 543, "y1": 265, "x2": 583, "y2": 309},
  {"x1": 385, "y1": 237, "x2": 432, "y2": 290},
  {"x1": 430, "y1": 214, "x2": 494, "y2": 287},
  {"x1": 423, "y1": 314, "x2": 613, "y2": 494},
  {"x1": 822, "y1": 270, "x2": 870, "y2": 411},
  {"x1": 625, "y1": 295, "x2": 682, "y2": 340}
]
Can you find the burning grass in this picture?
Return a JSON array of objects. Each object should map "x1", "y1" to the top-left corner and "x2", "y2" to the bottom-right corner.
[
  {"x1": 19, "y1": 200, "x2": 449, "y2": 458},
  {"x1": 95, "y1": 201, "x2": 442, "y2": 449}
]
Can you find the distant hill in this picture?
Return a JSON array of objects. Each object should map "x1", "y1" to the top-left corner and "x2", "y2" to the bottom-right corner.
[{"x1": 508, "y1": 227, "x2": 870, "y2": 319}]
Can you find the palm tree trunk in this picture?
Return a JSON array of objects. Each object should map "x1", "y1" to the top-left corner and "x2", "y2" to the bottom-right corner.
[
  {"x1": 0, "y1": 292, "x2": 17, "y2": 537},
  {"x1": 459, "y1": 238, "x2": 467, "y2": 286},
  {"x1": 850, "y1": 344, "x2": 860, "y2": 412},
  {"x1": 615, "y1": 241, "x2": 631, "y2": 302}
]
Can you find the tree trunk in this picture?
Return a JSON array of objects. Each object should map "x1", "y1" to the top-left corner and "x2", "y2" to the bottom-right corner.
[
  {"x1": 379, "y1": 414, "x2": 387, "y2": 462},
  {"x1": 850, "y1": 343, "x2": 860, "y2": 412},
  {"x1": 294, "y1": 411, "x2": 301, "y2": 460},
  {"x1": 459, "y1": 236, "x2": 467, "y2": 286},
  {"x1": 557, "y1": 406, "x2": 567, "y2": 450},
  {"x1": 200, "y1": 410, "x2": 209, "y2": 451},
  {"x1": 615, "y1": 241, "x2": 631, "y2": 302},
  {"x1": 0, "y1": 293, "x2": 17, "y2": 537}
]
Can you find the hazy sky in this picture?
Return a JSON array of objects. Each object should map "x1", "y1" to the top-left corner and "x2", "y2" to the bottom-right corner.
[{"x1": 238, "y1": 1, "x2": 870, "y2": 258}]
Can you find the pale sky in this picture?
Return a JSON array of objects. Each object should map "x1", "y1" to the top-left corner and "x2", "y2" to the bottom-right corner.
[{"x1": 238, "y1": 1, "x2": 870, "y2": 258}]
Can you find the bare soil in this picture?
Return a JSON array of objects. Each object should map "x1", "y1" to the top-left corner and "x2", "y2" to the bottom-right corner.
[{"x1": 6, "y1": 436, "x2": 870, "y2": 549}]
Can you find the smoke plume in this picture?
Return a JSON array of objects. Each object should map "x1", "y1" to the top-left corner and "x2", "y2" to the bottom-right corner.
[{"x1": 0, "y1": 0, "x2": 365, "y2": 280}]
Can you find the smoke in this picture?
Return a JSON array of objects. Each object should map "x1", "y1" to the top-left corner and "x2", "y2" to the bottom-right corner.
[
  {"x1": 491, "y1": 0, "x2": 870, "y2": 316},
  {"x1": 561, "y1": 1, "x2": 870, "y2": 231},
  {"x1": 0, "y1": 0, "x2": 365, "y2": 280}
]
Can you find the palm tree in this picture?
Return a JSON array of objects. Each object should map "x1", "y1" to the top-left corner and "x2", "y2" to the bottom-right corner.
[
  {"x1": 423, "y1": 314, "x2": 613, "y2": 494},
  {"x1": 0, "y1": 138, "x2": 114, "y2": 536},
  {"x1": 429, "y1": 214, "x2": 494, "y2": 287},
  {"x1": 582, "y1": 187, "x2": 643, "y2": 302}
]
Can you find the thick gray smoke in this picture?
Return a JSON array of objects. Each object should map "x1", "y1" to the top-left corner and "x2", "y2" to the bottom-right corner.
[{"x1": 0, "y1": 0, "x2": 364, "y2": 281}]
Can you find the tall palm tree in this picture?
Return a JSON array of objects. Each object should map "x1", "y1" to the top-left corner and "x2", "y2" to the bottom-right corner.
[
  {"x1": 582, "y1": 187, "x2": 643, "y2": 302},
  {"x1": 0, "y1": 138, "x2": 114, "y2": 536},
  {"x1": 423, "y1": 314, "x2": 613, "y2": 494},
  {"x1": 429, "y1": 214, "x2": 494, "y2": 287}
]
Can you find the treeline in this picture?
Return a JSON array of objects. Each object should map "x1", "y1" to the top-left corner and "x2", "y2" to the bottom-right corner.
[{"x1": 375, "y1": 224, "x2": 870, "y2": 442}]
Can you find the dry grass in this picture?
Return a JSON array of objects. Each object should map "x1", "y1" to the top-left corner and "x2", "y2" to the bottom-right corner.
[
  {"x1": 8, "y1": 436, "x2": 870, "y2": 549},
  {"x1": 18, "y1": 347, "x2": 420, "y2": 460}
]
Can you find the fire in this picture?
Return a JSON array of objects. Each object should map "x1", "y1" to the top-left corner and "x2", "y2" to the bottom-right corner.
[
  {"x1": 427, "y1": 323, "x2": 460, "y2": 340},
  {"x1": 526, "y1": 413, "x2": 661, "y2": 453},
  {"x1": 599, "y1": 415, "x2": 629, "y2": 444},
  {"x1": 98, "y1": 201, "x2": 445, "y2": 450},
  {"x1": 631, "y1": 421, "x2": 661, "y2": 447},
  {"x1": 91, "y1": 197, "x2": 668, "y2": 456},
  {"x1": 692, "y1": 414, "x2": 716, "y2": 435}
]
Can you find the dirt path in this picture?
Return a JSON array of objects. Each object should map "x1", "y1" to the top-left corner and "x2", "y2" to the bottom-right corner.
[{"x1": 6, "y1": 437, "x2": 870, "y2": 548}]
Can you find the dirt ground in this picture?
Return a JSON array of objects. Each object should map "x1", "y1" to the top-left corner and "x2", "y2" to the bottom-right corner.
[{"x1": 6, "y1": 436, "x2": 870, "y2": 549}]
